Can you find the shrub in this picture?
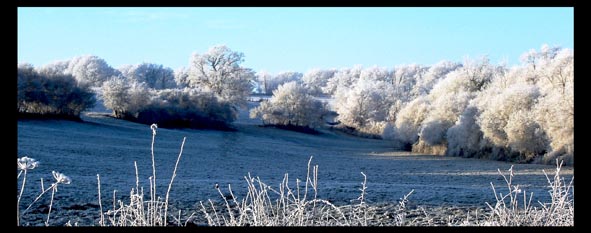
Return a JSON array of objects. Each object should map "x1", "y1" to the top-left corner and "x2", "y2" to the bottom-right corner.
[
  {"x1": 393, "y1": 96, "x2": 430, "y2": 146},
  {"x1": 250, "y1": 81, "x2": 328, "y2": 130},
  {"x1": 101, "y1": 80, "x2": 236, "y2": 130},
  {"x1": 445, "y1": 106, "x2": 485, "y2": 158},
  {"x1": 333, "y1": 77, "x2": 394, "y2": 134},
  {"x1": 17, "y1": 64, "x2": 96, "y2": 119},
  {"x1": 137, "y1": 89, "x2": 235, "y2": 130}
]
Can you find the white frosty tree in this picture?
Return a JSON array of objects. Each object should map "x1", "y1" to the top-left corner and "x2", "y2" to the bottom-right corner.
[
  {"x1": 36, "y1": 60, "x2": 70, "y2": 77},
  {"x1": 323, "y1": 65, "x2": 363, "y2": 96},
  {"x1": 392, "y1": 64, "x2": 426, "y2": 102},
  {"x1": 101, "y1": 77, "x2": 151, "y2": 118},
  {"x1": 394, "y1": 96, "x2": 431, "y2": 145},
  {"x1": 186, "y1": 45, "x2": 255, "y2": 106},
  {"x1": 265, "y1": 71, "x2": 303, "y2": 94},
  {"x1": 334, "y1": 76, "x2": 395, "y2": 132},
  {"x1": 445, "y1": 105, "x2": 484, "y2": 158},
  {"x1": 174, "y1": 67, "x2": 190, "y2": 88},
  {"x1": 118, "y1": 63, "x2": 176, "y2": 89},
  {"x1": 250, "y1": 81, "x2": 327, "y2": 128},
  {"x1": 530, "y1": 46, "x2": 574, "y2": 163},
  {"x1": 66, "y1": 55, "x2": 120, "y2": 87},
  {"x1": 302, "y1": 68, "x2": 337, "y2": 96},
  {"x1": 477, "y1": 84, "x2": 543, "y2": 160},
  {"x1": 253, "y1": 71, "x2": 271, "y2": 94},
  {"x1": 411, "y1": 60, "x2": 462, "y2": 98},
  {"x1": 18, "y1": 64, "x2": 96, "y2": 117}
]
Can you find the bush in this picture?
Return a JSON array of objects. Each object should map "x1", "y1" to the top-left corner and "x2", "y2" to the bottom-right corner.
[
  {"x1": 137, "y1": 89, "x2": 235, "y2": 130},
  {"x1": 445, "y1": 106, "x2": 485, "y2": 158},
  {"x1": 17, "y1": 64, "x2": 96, "y2": 119},
  {"x1": 101, "y1": 81, "x2": 236, "y2": 130},
  {"x1": 333, "y1": 75, "x2": 394, "y2": 137},
  {"x1": 393, "y1": 96, "x2": 430, "y2": 146},
  {"x1": 476, "y1": 84, "x2": 544, "y2": 162},
  {"x1": 250, "y1": 81, "x2": 328, "y2": 130}
]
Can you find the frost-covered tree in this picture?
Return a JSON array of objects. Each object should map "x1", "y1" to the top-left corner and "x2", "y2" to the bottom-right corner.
[
  {"x1": 418, "y1": 91, "x2": 473, "y2": 146},
  {"x1": 101, "y1": 77, "x2": 151, "y2": 118},
  {"x1": 402, "y1": 57, "x2": 500, "y2": 155},
  {"x1": 66, "y1": 55, "x2": 120, "y2": 87},
  {"x1": 520, "y1": 44, "x2": 561, "y2": 73},
  {"x1": 326, "y1": 66, "x2": 398, "y2": 136},
  {"x1": 18, "y1": 64, "x2": 95, "y2": 118},
  {"x1": 535, "y1": 87, "x2": 573, "y2": 163},
  {"x1": 412, "y1": 82, "x2": 473, "y2": 154},
  {"x1": 411, "y1": 60, "x2": 462, "y2": 98},
  {"x1": 394, "y1": 96, "x2": 431, "y2": 145},
  {"x1": 445, "y1": 105, "x2": 484, "y2": 158},
  {"x1": 392, "y1": 64, "x2": 427, "y2": 102},
  {"x1": 255, "y1": 71, "x2": 272, "y2": 94},
  {"x1": 140, "y1": 88, "x2": 234, "y2": 128},
  {"x1": 477, "y1": 84, "x2": 544, "y2": 161},
  {"x1": 459, "y1": 56, "x2": 498, "y2": 92},
  {"x1": 505, "y1": 110, "x2": 549, "y2": 160},
  {"x1": 530, "y1": 46, "x2": 574, "y2": 164},
  {"x1": 101, "y1": 77, "x2": 128, "y2": 118},
  {"x1": 118, "y1": 63, "x2": 176, "y2": 89},
  {"x1": 36, "y1": 60, "x2": 70, "y2": 77},
  {"x1": 101, "y1": 80, "x2": 235, "y2": 128},
  {"x1": 174, "y1": 67, "x2": 190, "y2": 88},
  {"x1": 18, "y1": 64, "x2": 44, "y2": 113},
  {"x1": 250, "y1": 81, "x2": 327, "y2": 128},
  {"x1": 323, "y1": 65, "x2": 363, "y2": 95},
  {"x1": 186, "y1": 45, "x2": 255, "y2": 106},
  {"x1": 444, "y1": 46, "x2": 572, "y2": 164},
  {"x1": 265, "y1": 71, "x2": 303, "y2": 94},
  {"x1": 334, "y1": 77, "x2": 394, "y2": 132},
  {"x1": 302, "y1": 68, "x2": 337, "y2": 96},
  {"x1": 360, "y1": 66, "x2": 392, "y2": 83}
]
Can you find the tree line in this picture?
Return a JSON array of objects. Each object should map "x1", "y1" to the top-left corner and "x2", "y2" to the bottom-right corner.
[{"x1": 17, "y1": 44, "x2": 573, "y2": 164}]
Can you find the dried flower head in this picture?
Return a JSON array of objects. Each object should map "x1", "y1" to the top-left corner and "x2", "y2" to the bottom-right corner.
[
  {"x1": 151, "y1": 124, "x2": 158, "y2": 136},
  {"x1": 52, "y1": 171, "x2": 71, "y2": 185},
  {"x1": 17, "y1": 156, "x2": 39, "y2": 171}
]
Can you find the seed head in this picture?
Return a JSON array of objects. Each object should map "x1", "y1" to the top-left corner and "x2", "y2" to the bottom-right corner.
[
  {"x1": 17, "y1": 156, "x2": 39, "y2": 171},
  {"x1": 151, "y1": 124, "x2": 158, "y2": 136},
  {"x1": 52, "y1": 171, "x2": 71, "y2": 185}
]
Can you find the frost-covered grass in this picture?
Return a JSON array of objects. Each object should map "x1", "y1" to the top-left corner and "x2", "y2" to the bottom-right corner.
[
  {"x1": 199, "y1": 157, "x2": 414, "y2": 226},
  {"x1": 480, "y1": 161, "x2": 574, "y2": 226},
  {"x1": 94, "y1": 124, "x2": 189, "y2": 226},
  {"x1": 198, "y1": 157, "x2": 573, "y2": 226},
  {"x1": 17, "y1": 123, "x2": 574, "y2": 226},
  {"x1": 17, "y1": 157, "x2": 72, "y2": 226}
]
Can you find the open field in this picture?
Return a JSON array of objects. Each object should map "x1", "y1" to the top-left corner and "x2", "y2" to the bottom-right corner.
[{"x1": 17, "y1": 102, "x2": 573, "y2": 226}]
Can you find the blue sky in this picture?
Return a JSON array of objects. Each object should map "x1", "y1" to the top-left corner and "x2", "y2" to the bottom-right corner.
[{"x1": 18, "y1": 7, "x2": 573, "y2": 74}]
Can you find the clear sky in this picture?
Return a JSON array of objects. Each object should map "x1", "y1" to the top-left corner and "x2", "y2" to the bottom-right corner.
[{"x1": 18, "y1": 7, "x2": 573, "y2": 74}]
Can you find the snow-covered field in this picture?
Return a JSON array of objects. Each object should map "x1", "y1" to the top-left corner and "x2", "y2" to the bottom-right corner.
[{"x1": 17, "y1": 101, "x2": 573, "y2": 226}]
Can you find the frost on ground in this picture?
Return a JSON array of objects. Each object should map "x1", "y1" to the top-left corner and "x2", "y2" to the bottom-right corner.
[{"x1": 17, "y1": 103, "x2": 573, "y2": 226}]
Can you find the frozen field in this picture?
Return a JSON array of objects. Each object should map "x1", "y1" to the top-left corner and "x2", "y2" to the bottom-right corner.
[{"x1": 17, "y1": 102, "x2": 573, "y2": 226}]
